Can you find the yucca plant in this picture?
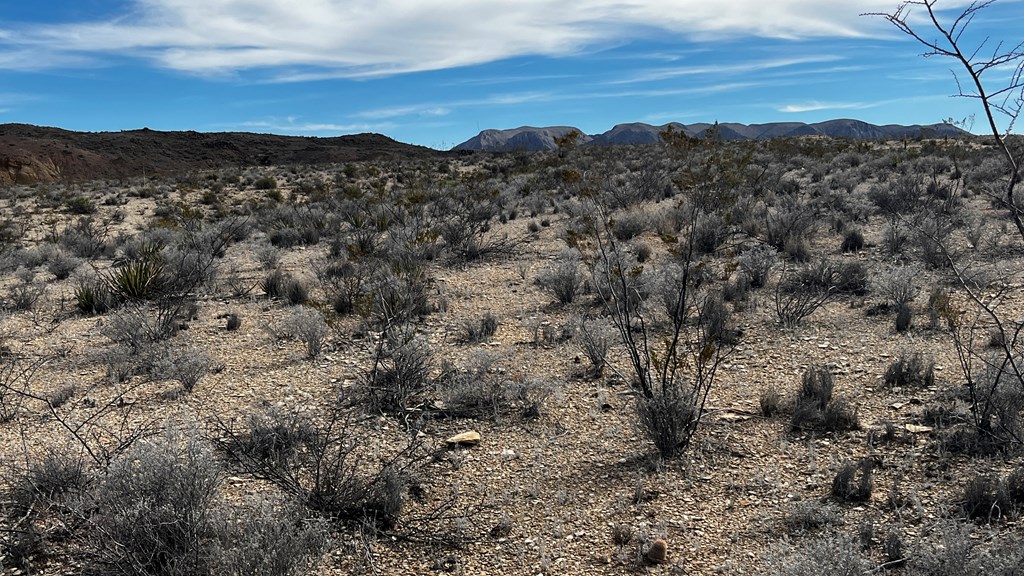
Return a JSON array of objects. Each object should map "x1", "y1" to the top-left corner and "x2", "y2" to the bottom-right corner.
[
  {"x1": 108, "y1": 258, "x2": 164, "y2": 301},
  {"x1": 75, "y1": 279, "x2": 116, "y2": 314}
]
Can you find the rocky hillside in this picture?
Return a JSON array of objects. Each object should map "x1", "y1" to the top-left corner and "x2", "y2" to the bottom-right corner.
[
  {"x1": 452, "y1": 125, "x2": 592, "y2": 152},
  {"x1": 455, "y1": 119, "x2": 970, "y2": 151},
  {"x1": 0, "y1": 124, "x2": 441, "y2": 185}
]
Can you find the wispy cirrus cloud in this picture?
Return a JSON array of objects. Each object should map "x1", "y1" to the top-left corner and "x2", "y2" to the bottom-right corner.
[
  {"x1": 351, "y1": 82, "x2": 764, "y2": 124},
  {"x1": 355, "y1": 105, "x2": 450, "y2": 120},
  {"x1": 612, "y1": 55, "x2": 844, "y2": 84},
  {"x1": 0, "y1": 0, "x2": 947, "y2": 78},
  {"x1": 778, "y1": 101, "x2": 872, "y2": 113},
  {"x1": 777, "y1": 94, "x2": 950, "y2": 113},
  {"x1": 232, "y1": 117, "x2": 395, "y2": 134}
]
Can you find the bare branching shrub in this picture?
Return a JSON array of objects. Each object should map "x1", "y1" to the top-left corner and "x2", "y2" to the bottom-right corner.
[
  {"x1": 914, "y1": 215, "x2": 955, "y2": 269},
  {"x1": 215, "y1": 406, "x2": 424, "y2": 532},
  {"x1": 59, "y1": 216, "x2": 112, "y2": 259},
  {"x1": 262, "y1": 269, "x2": 308, "y2": 305},
  {"x1": 789, "y1": 258, "x2": 867, "y2": 296},
  {"x1": 883, "y1": 222, "x2": 908, "y2": 256},
  {"x1": 44, "y1": 248, "x2": 82, "y2": 280},
  {"x1": 534, "y1": 249, "x2": 583, "y2": 305},
  {"x1": 778, "y1": 501, "x2": 843, "y2": 534},
  {"x1": 103, "y1": 306, "x2": 177, "y2": 351},
  {"x1": 634, "y1": 385, "x2": 697, "y2": 459},
  {"x1": 9, "y1": 446, "x2": 91, "y2": 516},
  {"x1": 589, "y1": 184, "x2": 734, "y2": 459},
  {"x1": 313, "y1": 257, "x2": 365, "y2": 315},
  {"x1": 765, "y1": 195, "x2": 817, "y2": 258},
  {"x1": 5, "y1": 281, "x2": 43, "y2": 311},
  {"x1": 3, "y1": 446, "x2": 90, "y2": 571},
  {"x1": 774, "y1": 264, "x2": 833, "y2": 329},
  {"x1": 907, "y1": 521, "x2": 973, "y2": 576},
  {"x1": 231, "y1": 406, "x2": 314, "y2": 465},
  {"x1": 690, "y1": 210, "x2": 726, "y2": 254},
  {"x1": 366, "y1": 267, "x2": 432, "y2": 327},
  {"x1": 255, "y1": 244, "x2": 281, "y2": 270},
  {"x1": 612, "y1": 210, "x2": 650, "y2": 241}
]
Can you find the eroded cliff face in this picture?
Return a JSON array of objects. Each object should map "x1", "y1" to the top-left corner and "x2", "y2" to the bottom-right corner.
[{"x1": 0, "y1": 154, "x2": 60, "y2": 185}]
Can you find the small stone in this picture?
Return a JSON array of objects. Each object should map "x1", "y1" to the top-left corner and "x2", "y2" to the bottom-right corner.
[
  {"x1": 446, "y1": 430, "x2": 481, "y2": 446},
  {"x1": 646, "y1": 538, "x2": 668, "y2": 564}
]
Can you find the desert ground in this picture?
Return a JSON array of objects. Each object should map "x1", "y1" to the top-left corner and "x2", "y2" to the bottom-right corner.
[{"x1": 1, "y1": 134, "x2": 1023, "y2": 575}]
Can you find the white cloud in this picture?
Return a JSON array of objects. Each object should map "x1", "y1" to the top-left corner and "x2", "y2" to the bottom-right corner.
[
  {"x1": 777, "y1": 95, "x2": 949, "y2": 113},
  {"x1": 779, "y1": 101, "x2": 870, "y2": 113},
  {"x1": 0, "y1": 0, "x2": 964, "y2": 76},
  {"x1": 612, "y1": 55, "x2": 844, "y2": 84},
  {"x1": 355, "y1": 105, "x2": 450, "y2": 120},
  {"x1": 0, "y1": 48, "x2": 96, "y2": 71},
  {"x1": 234, "y1": 117, "x2": 395, "y2": 133}
]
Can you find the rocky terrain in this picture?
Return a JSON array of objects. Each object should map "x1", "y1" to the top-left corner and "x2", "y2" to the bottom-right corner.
[
  {"x1": 0, "y1": 131, "x2": 1022, "y2": 576},
  {"x1": 454, "y1": 120, "x2": 970, "y2": 151},
  {"x1": 0, "y1": 124, "x2": 441, "y2": 185}
]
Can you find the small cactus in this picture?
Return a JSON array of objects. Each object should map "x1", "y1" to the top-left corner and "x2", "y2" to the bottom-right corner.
[{"x1": 645, "y1": 538, "x2": 668, "y2": 564}]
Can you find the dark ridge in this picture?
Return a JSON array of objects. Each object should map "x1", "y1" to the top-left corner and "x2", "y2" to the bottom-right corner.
[{"x1": 0, "y1": 124, "x2": 441, "y2": 185}]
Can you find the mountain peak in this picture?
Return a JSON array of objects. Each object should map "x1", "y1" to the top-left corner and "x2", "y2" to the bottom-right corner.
[{"x1": 453, "y1": 120, "x2": 968, "y2": 151}]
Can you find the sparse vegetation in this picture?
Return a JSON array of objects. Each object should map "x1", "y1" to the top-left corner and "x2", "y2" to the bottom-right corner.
[{"x1": 5, "y1": 108, "x2": 1024, "y2": 574}]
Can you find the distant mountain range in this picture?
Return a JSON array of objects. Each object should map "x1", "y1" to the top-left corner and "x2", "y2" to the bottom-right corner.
[
  {"x1": 453, "y1": 120, "x2": 969, "y2": 152},
  {"x1": 0, "y1": 120, "x2": 972, "y2": 185}
]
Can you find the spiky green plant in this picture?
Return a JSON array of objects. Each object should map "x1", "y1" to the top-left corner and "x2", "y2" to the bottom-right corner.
[{"x1": 108, "y1": 259, "x2": 164, "y2": 301}]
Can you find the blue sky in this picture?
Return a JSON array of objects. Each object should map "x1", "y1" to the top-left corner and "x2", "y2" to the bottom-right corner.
[{"x1": 0, "y1": 0, "x2": 1021, "y2": 149}]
